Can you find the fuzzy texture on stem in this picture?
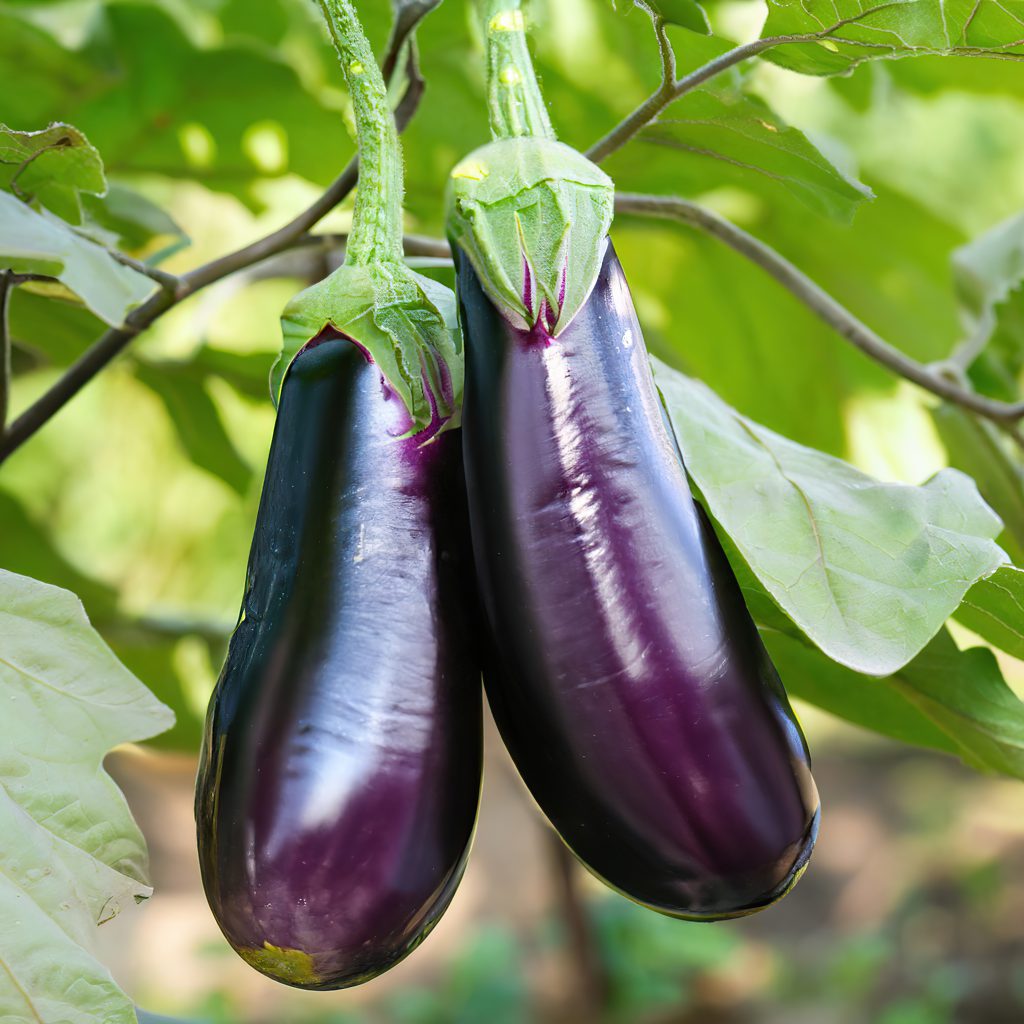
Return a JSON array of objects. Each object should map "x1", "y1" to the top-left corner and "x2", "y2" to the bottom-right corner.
[
  {"x1": 481, "y1": 0, "x2": 554, "y2": 140},
  {"x1": 319, "y1": 0, "x2": 404, "y2": 265}
]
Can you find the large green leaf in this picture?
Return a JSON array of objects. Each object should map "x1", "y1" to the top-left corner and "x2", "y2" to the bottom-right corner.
[
  {"x1": 0, "y1": 569, "x2": 173, "y2": 1024},
  {"x1": 0, "y1": 122, "x2": 105, "y2": 222},
  {"x1": 637, "y1": 88, "x2": 872, "y2": 220},
  {"x1": 768, "y1": 625, "x2": 1024, "y2": 778},
  {"x1": 0, "y1": 492, "x2": 214, "y2": 752},
  {"x1": 654, "y1": 360, "x2": 1006, "y2": 675},
  {"x1": 931, "y1": 404, "x2": 1024, "y2": 565},
  {"x1": 956, "y1": 563, "x2": 1024, "y2": 660},
  {"x1": 761, "y1": 0, "x2": 1024, "y2": 77},
  {"x1": 0, "y1": 191, "x2": 154, "y2": 325},
  {"x1": 722, "y1": 535, "x2": 1024, "y2": 774}
]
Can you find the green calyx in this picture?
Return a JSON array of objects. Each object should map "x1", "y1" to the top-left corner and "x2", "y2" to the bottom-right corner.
[
  {"x1": 447, "y1": 137, "x2": 614, "y2": 335},
  {"x1": 274, "y1": 258, "x2": 462, "y2": 433}
]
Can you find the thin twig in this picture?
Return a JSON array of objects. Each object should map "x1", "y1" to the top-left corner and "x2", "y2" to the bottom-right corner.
[
  {"x1": 0, "y1": 272, "x2": 11, "y2": 432},
  {"x1": 6, "y1": 273, "x2": 57, "y2": 286},
  {"x1": 586, "y1": 36, "x2": 798, "y2": 164},
  {"x1": 0, "y1": 12, "x2": 432, "y2": 466},
  {"x1": 615, "y1": 192, "x2": 1024, "y2": 427},
  {"x1": 0, "y1": 288, "x2": 178, "y2": 459},
  {"x1": 108, "y1": 250, "x2": 181, "y2": 292}
]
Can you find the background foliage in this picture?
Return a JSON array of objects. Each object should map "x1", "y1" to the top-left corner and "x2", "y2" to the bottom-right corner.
[{"x1": 2, "y1": 0, "x2": 1024, "y2": 1020}]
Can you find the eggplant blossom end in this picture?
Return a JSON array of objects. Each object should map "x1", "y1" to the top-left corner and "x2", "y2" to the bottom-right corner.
[
  {"x1": 274, "y1": 261, "x2": 463, "y2": 435},
  {"x1": 447, "y1": 137, "x2": 614, "y2": 335}
]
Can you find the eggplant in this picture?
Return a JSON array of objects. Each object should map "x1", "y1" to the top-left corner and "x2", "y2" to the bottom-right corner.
[
  {"x1": 457, "y1": 239, "x2": 819, "y2": 920},
  {"x1": 196, "y1": 335, "x2": 481, "y2": 989}
]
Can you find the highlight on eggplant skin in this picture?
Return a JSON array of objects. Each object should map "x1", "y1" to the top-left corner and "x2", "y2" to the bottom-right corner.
[
  {"x1": 456, "y1": 239, "x2": 820, "y2": 921},
  {"x1": 195, "y1": 337, "x2": 482, "y2": 990}
]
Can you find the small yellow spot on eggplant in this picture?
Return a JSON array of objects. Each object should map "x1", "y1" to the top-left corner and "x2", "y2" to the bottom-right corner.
[
  {"x1": 239, "y1": 942, "x2": 322, "y2": 985},
  {"x1": 500, "y1": 65, "x2": 522, "y2": 86}
]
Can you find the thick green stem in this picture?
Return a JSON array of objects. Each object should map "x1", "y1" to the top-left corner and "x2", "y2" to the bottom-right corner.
[
  {"x1": 480, "y1": 0, "x2": 554, "y2": 140},
  {"x1": 319, "y1": 0, "x2": 404, "y2": 265}
]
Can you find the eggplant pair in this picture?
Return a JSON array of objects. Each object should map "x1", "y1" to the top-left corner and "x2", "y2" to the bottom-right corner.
[{"x1": 195, "y1": 0, "x2": 819, "y2": 994}]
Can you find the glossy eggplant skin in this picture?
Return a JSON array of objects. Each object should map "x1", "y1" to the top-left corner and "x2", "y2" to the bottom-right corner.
[
  {"x1": 458, "y1": 240, "x2": 819, "y2": 920},
  {"x1": 196, "y1": 337, "x2": 481, "y2": 990}
]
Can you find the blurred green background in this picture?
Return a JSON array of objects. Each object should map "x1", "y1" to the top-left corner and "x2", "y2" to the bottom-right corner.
[{"x1": 2, "y1": 0, "x2": 1024, "y2": 1020}]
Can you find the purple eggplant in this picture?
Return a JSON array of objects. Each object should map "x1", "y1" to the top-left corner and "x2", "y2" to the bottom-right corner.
[
  {"x1": 457, "y1": 239, "x2": 819, "y2": 920},
  {"x1": 196, "y1": 336, "x2": 481, "y2": 989}
]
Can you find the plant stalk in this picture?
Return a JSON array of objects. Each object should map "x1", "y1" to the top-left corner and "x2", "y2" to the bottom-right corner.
[
  {"x1": 319, "y1": 0, "x2": 404, "y2": 265},
  {"x1": 480, "y1": 0, "x2": 554, "y2": 140}
]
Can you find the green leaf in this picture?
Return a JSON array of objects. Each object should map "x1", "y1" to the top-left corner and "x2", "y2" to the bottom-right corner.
[
  {"x1": 0, "y1": 492, "x2": 213, "y2": 753},
  {"x1": 638, "y1": 86, "x2": 873, "y2": 221},
  {"x1": 80, "y1": 184, "x2": 189, "y2": 262},
  {"x1": 0, "y1": 122, "x2": 105, "y2": 222},
  {"x1": 134, "y1": 363, "x2": 254, "y2": 496},
  {"x1": 8, "y1": 285, "x2": 104, "y2": 366},
  {"x1": 654, "y1": 359, "x2": 1006, "y2": 675},
  {"x1": 611, "y1": 31, "x2": 872, "y2": 220},
  {"x1": 723, "y1": 537, "x2": 1024, "y2": 774},
  {"x1": 188, "y1": 344, "x2": 275, "y2": 402},
  {"x1": 0, "y1": 4, "x2": 352, "y2": 201},
  {"x1": 618, "y1": 0, "x2": 711, "y2": 34},
  {"x1": 954, "y1": 211, "x2": 1024, "y2": 396},
  {"x1": 767, "y1": 625, "x2": 1024, "y2": 778},
  {"x1": 930, "y1": 404, "x2": 1024, "y2": 565},
  {"x1": 0, "y1": 568, "x2": 173, "y2": 1024},
  {"x1": 0, "y1": 192, "x2": 154, "y2": 326},
  {"x1": 761, "y1": 0, "x2": 1024, "y2": 77},
  {"x1": 956, "y1": 564, "x2": 1024, "y2": 660}
]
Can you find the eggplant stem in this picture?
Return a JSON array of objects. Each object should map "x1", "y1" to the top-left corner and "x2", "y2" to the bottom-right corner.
[
  {"x1": 479, "y1": 0, "x2": 555, "y2": 141},
  {"x1": 318, "y1": 0, "x2": 405, "y2": 266}
]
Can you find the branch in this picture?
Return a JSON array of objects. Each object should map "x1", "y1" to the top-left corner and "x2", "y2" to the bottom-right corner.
[
  {"x1": 615, "y1": 192, "x2": 1024, "y2": 427},
  {"x1": 586, "y1": 36, "x2": 796, "y2": 164},
  {"x1": 0, "y1": 11, "x2": 432, "y2": 466},
  {"x1": 0, "y1": 272, "x2": 11, "y2": 432}
]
